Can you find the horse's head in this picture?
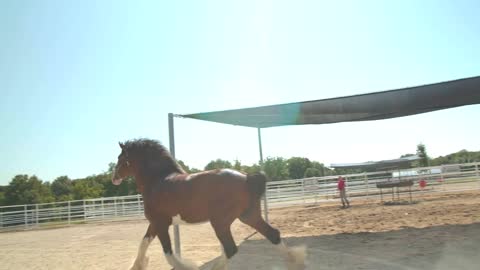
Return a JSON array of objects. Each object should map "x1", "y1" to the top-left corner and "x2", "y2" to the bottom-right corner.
[
  {"x1": 112, "y1": 142, "x2": 134, "y2": 186},
  {"x1": 112, "y1": 139, "x2": 185, "y2": 192}
]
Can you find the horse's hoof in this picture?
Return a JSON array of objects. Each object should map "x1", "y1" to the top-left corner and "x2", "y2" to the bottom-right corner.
[
  {"x1": 209, "y1": 255, "x2": 228, "y2": 270},
  {"x1": 129, "y1": 256, "x2": 149, "y2": 270},
  {"x1": 286, "y1": 246, "x2": 307, "y2": 270}
]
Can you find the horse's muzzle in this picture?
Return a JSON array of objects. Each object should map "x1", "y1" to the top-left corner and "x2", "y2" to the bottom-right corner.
[
  {"x1": 112, "y1": 178, "x2": 123, "y2": 185},
  {"x1": 112, "y1": 170, "x2": 123, "y2": 185}
]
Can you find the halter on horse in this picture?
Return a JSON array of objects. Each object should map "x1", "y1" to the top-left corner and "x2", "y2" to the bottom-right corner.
[{"x1": 112, "y1": 139, "x2": 306, "y2": 270}]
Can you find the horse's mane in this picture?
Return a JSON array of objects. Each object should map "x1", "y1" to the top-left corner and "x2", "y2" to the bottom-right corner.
[
  {"x1": 123, "y1": 138, "x2": 185, "y2": 177},
  {"x1": 123, "y1": 138, "x2": 169, "y2": 156}
]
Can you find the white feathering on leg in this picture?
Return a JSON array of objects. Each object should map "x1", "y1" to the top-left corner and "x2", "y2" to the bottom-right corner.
[
  {"x1": 129, "y1": 256, "x2": 149, "y2": 270},
  {"x1": 165, "y1": 253, "x2": 199, "y2": 270},
  {"x1": 130, "y1": 236, "x2": 153, "y2": 270},
  {"x1": 210, "y1": 252, "x2": 228, "y2": 270},
  {"x1": 275, "y1": 241, "x2": 307, "y2": 270}
]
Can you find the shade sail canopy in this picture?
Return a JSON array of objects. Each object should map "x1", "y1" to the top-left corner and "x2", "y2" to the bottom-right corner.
[
  {"x1": 330, "y1": 155, "x2": 420, "y2": 171},
  {"x1": 180, "y1": 76, "x2": 480, "y2": 128}
]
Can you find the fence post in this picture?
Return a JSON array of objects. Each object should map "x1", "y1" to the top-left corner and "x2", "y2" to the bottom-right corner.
[
  {"x1": 68, "y1": 201, "x2": 71, "y2": 225},
  {"x1": 83, "y1": 200, "x2": 87, "y2": 222},
  {"x1": 114, "y1": 197, "x2": 117, "y2": 217},
  {"x1": 476, "y1": 163, "x2": 479, "y2": 189},
  {"x1": 35, "y1": 204, "x2": 39, "y2": 227},
  {"x1": 101, "y1": 198, "x2": 105, "y2": 221},
  {"x1": 24, "y1": 205, "x2": 28, "y2": 229},
  {"x1": 440, "y1": 170, "x2": 445, "y2": 191},
  {"x1": 324, "y1": 178, "x2": 328, "y2": 200},
  {"x1": 365, "y1": 174, "x2": 369, "y2": 199},
  {"x1": 137, "y1": 194, "x2": 141, "y2": 216},
  {"x1": 302, "y1": 180, "x2": 306, "y2": 204}
]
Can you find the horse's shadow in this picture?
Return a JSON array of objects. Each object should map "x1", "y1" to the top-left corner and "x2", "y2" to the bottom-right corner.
[
  {"x1": 198, "y1": 235, "x2": 306, "y2": 270},
  {"x1": 198, "y1": 223, "x2": 480, "y2": 270}
]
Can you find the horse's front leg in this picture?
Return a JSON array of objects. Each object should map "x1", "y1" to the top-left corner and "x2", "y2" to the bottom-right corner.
[
  {"x1": 130, "y1": 224, "x2": 156, "y2": 270},
  {"x1": 156, "y1": 222, "x2": 198, "y2": 270}
]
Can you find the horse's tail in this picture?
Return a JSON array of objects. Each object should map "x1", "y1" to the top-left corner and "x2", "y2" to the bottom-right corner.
[
  {"x1": 241, "y1": 171, "x2": 267, "y2": 221},
  {"x1": 246, "y1": 171, "x2": 267, "y2": 198}
]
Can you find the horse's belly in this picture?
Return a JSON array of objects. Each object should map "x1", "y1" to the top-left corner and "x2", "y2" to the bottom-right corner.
[{"x1": 171, "y1": 214, "x2": 208, "y2": 226}]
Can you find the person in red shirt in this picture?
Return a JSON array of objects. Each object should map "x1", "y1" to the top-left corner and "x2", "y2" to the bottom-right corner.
[{"x1": 337, "y1": 176, "x2": 350, "y2": 208}]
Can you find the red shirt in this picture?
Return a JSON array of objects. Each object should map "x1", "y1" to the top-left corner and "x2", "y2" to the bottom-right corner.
[{"x1": 337, "y1": 178, "x2": 346, "y2": 190}]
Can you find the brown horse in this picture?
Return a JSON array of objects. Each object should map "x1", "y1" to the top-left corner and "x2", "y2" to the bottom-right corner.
[{"x1": 112, "y1": 139, "x2": 306, "y2": 270}]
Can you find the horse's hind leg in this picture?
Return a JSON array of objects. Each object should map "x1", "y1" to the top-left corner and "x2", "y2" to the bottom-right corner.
[
  {"x1": 240, "y1": 213, "x2": 306, "y2": 270},
  {"x1": 210, "y1": 221, "x2": 238, "y2": 270},
  {"x1": 130, "y1": 224, "x2": 156, "y2": 270}
]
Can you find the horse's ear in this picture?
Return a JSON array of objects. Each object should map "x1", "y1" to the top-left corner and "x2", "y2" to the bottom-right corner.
[{"x1": 119, "y1": 142, "x2": 125, "y2": 149}]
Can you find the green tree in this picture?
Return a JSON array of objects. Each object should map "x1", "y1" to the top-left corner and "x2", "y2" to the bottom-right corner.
[
  {"x1": 233, "y1": 159, "x2": 242, "y2": 171},
  {"x1": 107, "y1": 162, "x2": 116, "y2": 174},
  {"x1": 416, "y1": 143, "x2": 430, "y2": 167},
  {"x1": 72, "y1": 177, "x2": 104, "y2": 200},
  {"x1": 177, "y1": 160, "x2": 191, "y2": 173},
  {"x1": 333, "y1": 167, "x2": 363, "y2": 175},
  {"x1": 263, "y1": 157, "x2": 288, "y2": 181},
  {"x1": 101, "y1": 174, "x2": 137, "y2": 197},
  {"x1": 0, "y1": 186, "x2": 6, "y2": 205},
  {"x1": 93, "y1": 162, "x2": 137, "y2": 197},
  {"x1": 176, "y1": 160, "x2": 201, "y2": 173},
  {"x1": 5, "y1": 175, "x2": 54, "y2": 205},
  {"x1": 431, "y1": 150, "x2": 480, "y2": 165},
  {"x1": 304, "y1": 168, "x2": 321, "y2": 177},
  {"x1": 287, "y1": 157, "x2": 312, "y2": 179},
  {"x1": 242, "y1": 163, "x2": 261, "y2": 175},
  {"x1": 51, "y1": 176, "x2": 73, "y2": 201},
  {"x1": 204, "y1": 159, "x2": 233, "y2": 170},
  {"x1": 309, "y1": 161, "x2": 333, "y2": 176}
]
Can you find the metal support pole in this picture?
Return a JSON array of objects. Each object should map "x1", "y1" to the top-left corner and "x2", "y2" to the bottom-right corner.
[
  {"x1": 258, "y1": 128, "x2": 269, "y2": 223},
  {"x1": 169, "y1": 113, "x2": 181, "y2": 256}
]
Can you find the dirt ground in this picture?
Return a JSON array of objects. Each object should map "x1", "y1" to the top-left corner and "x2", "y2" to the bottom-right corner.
[{"x1": 1, "y1": 191, "x2": 479, "y2": 270}]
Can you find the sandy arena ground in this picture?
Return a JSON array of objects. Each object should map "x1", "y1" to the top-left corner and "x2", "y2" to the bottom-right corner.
[{"x1": 1, "y1": 191, "x2": 479, "y2": 270}]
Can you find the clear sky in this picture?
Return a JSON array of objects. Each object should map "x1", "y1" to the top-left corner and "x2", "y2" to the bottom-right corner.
[{"x1": 1, "y1": 0, "x2": 479, "y2": 185}]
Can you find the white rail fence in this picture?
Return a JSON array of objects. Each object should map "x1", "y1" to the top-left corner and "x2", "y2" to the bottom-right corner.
[
  {"x1": 1, "y1": 162, "x2": 479, "y2": 232},
  {"x1": 0, "y1": 195, "x2": 144, "y2": 231},
  {"x1": 266, "y1": 162, "x2": 480, "y2": 207}
]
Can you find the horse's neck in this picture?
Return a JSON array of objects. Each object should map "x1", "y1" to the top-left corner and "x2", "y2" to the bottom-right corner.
[
  {"x1": 140, "y1": 171, "x2": 177, "y2": 198},
  {"x1": 138, "y1": 168, "x2": 182, "y2": 185}
]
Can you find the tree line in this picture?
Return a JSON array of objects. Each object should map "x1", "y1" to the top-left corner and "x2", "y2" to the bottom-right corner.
[
  {"x1": 0, "y1": 157, "x2": 353, "y2": 206},
  {"x1": 1, "y1": 146, "x2": 479, "y2": 206}
]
